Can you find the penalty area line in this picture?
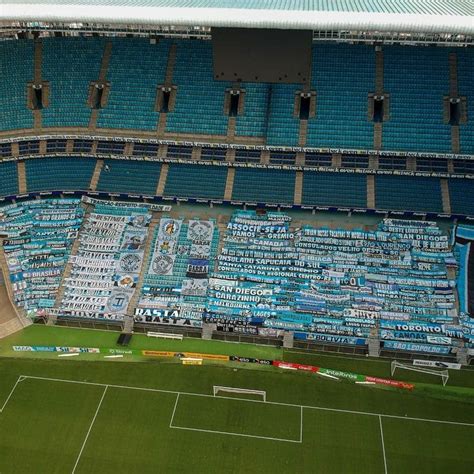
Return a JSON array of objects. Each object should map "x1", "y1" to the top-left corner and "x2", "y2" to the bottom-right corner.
[
  {"x1": 0, "y1": 376, "x2": 24, "y2": 413},
  {"x1": 71, "y1": 385, "x2": 108, "y2": 474}
]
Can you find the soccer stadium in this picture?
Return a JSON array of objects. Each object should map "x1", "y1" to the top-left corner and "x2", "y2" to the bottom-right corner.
[{"x1": 0, "y1": 0, "x2": 473, "y2": 472}]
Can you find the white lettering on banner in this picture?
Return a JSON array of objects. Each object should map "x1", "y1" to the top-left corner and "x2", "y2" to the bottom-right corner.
[{"x1": 413, "y1": 360, "x2": 462, "y2": 370}]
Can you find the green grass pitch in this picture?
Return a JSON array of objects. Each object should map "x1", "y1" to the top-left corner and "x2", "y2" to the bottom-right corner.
[{"x1": 1, "y1": 353, "x2": 473, "y2": 474}]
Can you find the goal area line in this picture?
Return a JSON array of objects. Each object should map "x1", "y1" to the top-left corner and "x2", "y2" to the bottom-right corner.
[
  {"x1": 1, "y1": 375, "x2": 473, "y2": 428},
  {"x1": 168, "y1": 392, "x2": 303, "y2": 443}
]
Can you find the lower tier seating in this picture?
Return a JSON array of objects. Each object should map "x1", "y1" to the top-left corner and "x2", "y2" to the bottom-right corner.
[
  {"x1": 449, "y1": 179, "x2": 474, "y2": 215},
  {"x1": 163, "y1": 164, "x2": 227, "y2": 199},
  {"x1": 0, "y1": 161, "x2": 19, "y2": 196},
  {"x1": 375, "y1": 175, "x2": 443, "y2": 213},
  {"x1": 25, "y1": 157, "x2": 96, "y2": 192},
  {"x1": 302, "y1": 172, "x2": 367, "y2": 208},
  {"x1": 232, "y1": 168, "x2": 296, "y2": 203},
  {"x1": 96, "y1": 159, "x2": 162, "y2": 195}
]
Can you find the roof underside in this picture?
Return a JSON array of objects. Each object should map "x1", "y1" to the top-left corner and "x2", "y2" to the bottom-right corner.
[{"x1": 1, "y1": 0, "x2": 473, "y2": 34}]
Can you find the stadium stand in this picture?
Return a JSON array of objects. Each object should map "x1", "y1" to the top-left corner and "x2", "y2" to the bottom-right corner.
[
  {"x1": 163, "y1": 163, "x2": 228, "y2": 199},
  {"x1": 0, "y1": 161, "x2": 19, "y2": 196},
  {"x1": 42, "y1": 37, "x2": 105, "y2": 127},
  {"x1": 235, "y1": 83, "x2": 270, "y2": 137},
  {"x1": 0, "y1": 39, "x2": 34, "y2": 131},
  {"x1": 302, "y1": 172, "x2": 367, "y2": 208},
  {"x1": 374, "y1": 175, "x2": 443, "y2": 213},
  {"x1": 382, "y1": 46, "x2": 452, "y2": 153},
  {"x1": 96, "y1": 38, "x2": 170, "y2": 130},
  {"x1": 25, "y1": 157, "x2": 96, "y2": 192},
  {"x1": 96, "y1": 159, "x2": 162, "y2": 195},
  {"x1": 307, "y1": 44, "x2": 375, "y2": 149},
  {"x1": 0, "y1": 199, "x2": 84, "y2": 315},
  {"x1": 457, "y1": 49, "x2": 474, "y2": 154},
  {"x1": 165, "y1": 40, "x2": 230, "y2": 136},
  {"x1": 448, "y1": 179, "x2": 474, "y2": 216}
]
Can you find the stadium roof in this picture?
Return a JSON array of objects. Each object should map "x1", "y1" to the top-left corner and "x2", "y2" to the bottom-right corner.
[{"x1": 1, "y1": 0, "x2": 473, "y2": 35}]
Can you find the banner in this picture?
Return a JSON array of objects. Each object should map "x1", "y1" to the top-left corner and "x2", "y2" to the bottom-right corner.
[
  {"x1": 187, "y1": 220, "x2": 214, "y2": 242},
  {"x1": 413, "y1": 360, "x2": 461, "y2": 370},
  {"x1": 383, "y1": 340, "x2": 452, "y2": 354},
  {"x1": 12, "y1": 346, "x2": 100, "y2": 353},
  {"x1": 157, "y1": 218, "x2": 182, "y2": 241},
  {"x1": 181, "y1": 278, "x2": 208, "y2": 296},
  {"x1": 121, "y1": 230, "x2": 147, "y2": 252},
  {"x1": 142, "y1": 350, "x2": 229, "y2": 361},
  {"x1": 149, "y1": 254, "x2": 176, "y2": 276},
  {"x1": 230, "y1": 356, "x2": 273, "y2": 365},
  {"x1": 116, "y1": 251, "x2": 144, "y2": 273}
]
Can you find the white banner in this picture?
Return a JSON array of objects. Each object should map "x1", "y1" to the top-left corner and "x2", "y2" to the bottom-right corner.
[{"x1": 187, "y1": 220, "x2": 214, "y2": 242}]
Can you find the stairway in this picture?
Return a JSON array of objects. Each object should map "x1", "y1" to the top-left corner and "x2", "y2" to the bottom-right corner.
[
  {"x1": 373, "y1": 123, "x2": 383, "y2": 150},
  {"x1": 367, "y1": 175, "x2": 376, "y2": 209},
  {"x1": 125, "y1": 214, "x2": 160, "y2": 324},
  {"x1": 224, "y1": 167, "x2": 235, "y2": 201},
  {"x1": 298, "y1": 119, "x2": 308, "y2": 147},
  {"x1": 227, "y1": 116, "x2": 236, "y2": 140},
  {"x1": 156, "y1": 163, "x2": 169, "y2": 196},
  {"x1": 33, "y1": 39, "x2": 43, "y2": 130},
  {"x1": 449, "y1": 52, "x2": 458, "y2": 97},
  {"x1": 294, "y1": 171, "x2": 303, "y2": 205},
  {"x1": 90, "y1": 159, "x2": 104, "y2": 191},
  {"x1": 451, "y1": 126, "x2": 460, "y2": 154},
  {"x1": 17, "y1": 161, "x2": 27, "y2": 194},
  {"x1": 440, "y1": 178, "x2": 451, "y2": 214},
  {"x1": 89, "y1": 41, "x2": 113, "y2": 129},
  {"x1": 157, "y1": 42, "x2": 178, "y2": 135}
]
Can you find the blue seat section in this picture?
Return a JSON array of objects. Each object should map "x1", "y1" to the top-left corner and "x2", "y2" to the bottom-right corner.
[
  {"x1": 42, "y1": 37, "x2": 105, "y2": 127},
  {"x1": 0, "y1": 161, "x2": 19, "y2": 196},
  {"x1": 166, "y1": 40, "x2": 230, "y2": 135},
  {"x1": 457, "y1": 49, "x2": 474, "y2": 154},
  {"x1": 163, "y1": 164, "x2": 227, "y2": 199},
  {"x1": 449, "y1": 179, "x2": 474, "y2": 216},
  {"x1": 266, "y1": 84, "x2": 300, "y2": 146},
  {"x1": 0, "y1": 199, "x2": 84, "y2": 314},
  {"x1": 96, "y1": 159, "x2": 161, "y2": 195},
  {"x1": 382, "y1": 46, "x2": 451, "y2": 153},
  {"x1": 235, "y1": 83, "x2": 270, "y2": 137},
  {"x1": 375, "y1": 175, "x2": 443, "y2": 213},
  {"x1": 302, "y1": 172, "x2": 366, "y2": 208},
  {"x1": 232, "y1": 168, "x2": 295, "y2": 203},
  {"x1": 97, "y1": 38, "x2": 170, "y2": 130},
  {"x1": 25, "y1": 157, "x2": 96, "y2": 191},
  {"x1": 0, "y1": 40, "x2": 34, "y2": 130},
  {"x1": 307, "y1": 44, "x2": 375, "y2": 149}
]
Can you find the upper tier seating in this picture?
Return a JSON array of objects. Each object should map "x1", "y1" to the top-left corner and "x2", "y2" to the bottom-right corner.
[
  {"x1": 0, "y1": 161, "x2": 19, "y2": 196},
  {"x1": 163, "y1": 164, "x2": 227, "y2": 199},
  {"x1": 306, "y1": 44, "x2": 375, "y2": 149},
  {"x1": 232, "y1": 168, "x2": 296, "y2": 203},
  {"x1": 302, "y1": 172, "x2": 367, "y2": 208},
  {"x1": 266, "y1": 84, "x2": 301, "y2": 146},
  {"x1": 97, "y1": 38, "x2": 170, "y2": 130},
  {"x1": 25, "y1": 157, "x2": 96, "y2": 191},
  {"x1": 166, "y1": 40, "x2": 230, "y2": 135},
  {"x1": 42, "y1": 37, "x2": 105, "y2": 127},
  {"x1": 235, "y1": 83, "x2": 270, "y2": 137},
  {"x1": 96, "y1": 159, "x2": 162, "y2": 195},
  {"x1": 0, "y1": 40, "x2": 34, "y2": 130},
  {"x1": 457, "y1": 49, "x2": 474, "y2": 154},
  {"x1": 375, "y1": 175, "x2": 443, "y2": 213},
  {"x1": 382, "y1": 46, "x2": 452, "y2": 153}
]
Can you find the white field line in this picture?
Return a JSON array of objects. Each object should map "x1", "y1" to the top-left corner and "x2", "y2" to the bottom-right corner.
[
  {"x1": 170, "y1": 425, "x2": 302, "y2": 444},
  {"x1": 10, "y1": 375, "x2": 474, "y2": 428},
  {"x1": 300, "y1": 406, "x2": 304, "y2": 443},
  {"x1": 169, "y1": 393, "x2": 180, "y2": 428},
  {"x1": 71, "y1": 385, "x2": 108, "y2": 474},
  {"x1": 379, "y1": 415, "x2": 388, "y2": 474},
  {"x1": 0, "y1": 376, "x2": 23, "y2": 413}
]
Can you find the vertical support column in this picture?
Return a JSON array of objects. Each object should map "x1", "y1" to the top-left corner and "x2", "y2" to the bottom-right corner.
[
  {"x1": 440, "y1": 178, "x2": 451, "y2": 214},
  {"x1": 33, "y1": 38, "x2": 43, "y2": 130},
  {"x1": 261, "y1": 150, "x2": 270, "y2": 165},
  {"x1": 66, "y1": 139, "x2": 74, "y2": 153},
  {"x1": 367, "y1": 174, "x2": 375, "y2": 209},
  {"x1": 39, "y1": 140, "x2": 47, "y2": 155},
  {"x1": 156, "y1": 163, "x2": 169, "y2": 196},
  {"x1": 294, "y1": 171, "x2": 303, "y2": 206},
  {"x1": 17, "y1": 161, "x2": 27, "y2": 194},
  {"x1": 191, "y1": 146, "x2": 202, "y2": 161},
  {"x1": 332, "y1": 153, "x2": 341, "y2": 168},
  {"x1": 90, "y1": 159, "x2": 104, "y2": 192},
  {"x1": 406, "y1": 156, "x2": 416, "y2": 171},
  {"x1": 89, "y1": 41, "x2": 113, "y2": 130},
  {"x1": 226, "y1": 148, "x2": 236, "y2": 163},
  {"x1": 157, "y1": 42, "x2": 178, "y2": 135},
  {"x1": 124, "y1": 142, "x2": 134, "y2": 156},
  {"x1": 224, "y1": 167, "x2": 235, "y2": 201}
]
